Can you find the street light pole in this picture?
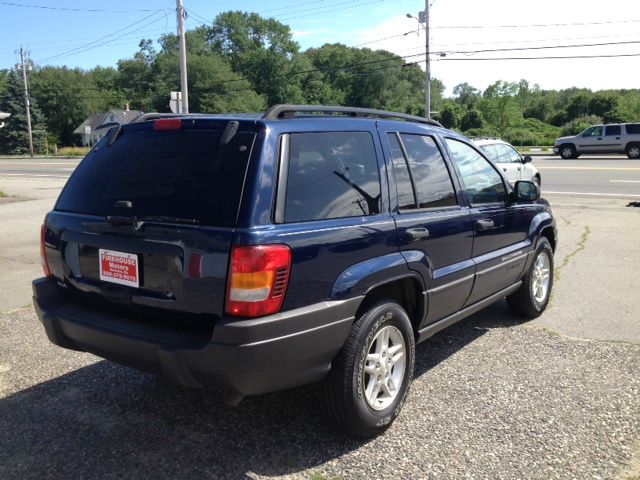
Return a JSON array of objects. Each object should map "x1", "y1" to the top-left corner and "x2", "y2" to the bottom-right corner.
[{"x1": 176, "y1": 0, "x2": 189, "y2": 113}]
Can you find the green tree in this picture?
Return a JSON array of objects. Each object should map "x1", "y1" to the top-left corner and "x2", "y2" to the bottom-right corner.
[
  {"x1": 210, "y1": 11, "x2": 305, "y2": 105},
  {"x1": 117, "y1": 39, "x2": 158, "y2": 111},
  {"x1": 30, "y1": 66, "x2": 95, "y2": 146},
  {"x1": 452, "y1": 82, "x2": 480, "y2": 109},
  {"x1": 480, "y1": 81, "x2": 522, "y2": 136},
  {"x1": 0, "y1": 69, "x2": 47, "y2": 154},
  {"x1": 461, "y1": 108, "x2": 483, "y2": 131},
  {"x1": 438, "y1": 101, "x2": 463, "y2": 129}
]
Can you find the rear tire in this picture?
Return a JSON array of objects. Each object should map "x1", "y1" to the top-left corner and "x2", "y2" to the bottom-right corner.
[
  {"x1": 559, "y1": 144, "x2": 577, "y2": 159},
  {"x1": 507, "y1": 238, "x2": 554, "y2": 319},
  {"x1": 322, "y1": 300, "x2": 415, "y2": 438},
  {"x1": 626, "y1": 144, "x2": 640, "y2": 159}
]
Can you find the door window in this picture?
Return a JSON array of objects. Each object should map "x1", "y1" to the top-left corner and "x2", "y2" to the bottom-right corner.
[
  {"x1": 387, "y1": 133, "x2": 417, "y2": 210},
  {"x1": 445, "y1": 138, "x2": 507, "y2": 205},
  {"x1": 399, "y1": 134, "x2": 457, "y2": 209},
  {"x1": 583, "y1": 126, "x2": 603, "y2": 137}
]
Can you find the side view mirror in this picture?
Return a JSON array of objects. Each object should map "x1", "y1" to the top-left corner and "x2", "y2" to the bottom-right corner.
[
  {"x1": 513, "y1": 180, "x2": 540, "y2": 202},
  {"x1": 522, "y1": 155, "x2": 532, "y2": 163}
]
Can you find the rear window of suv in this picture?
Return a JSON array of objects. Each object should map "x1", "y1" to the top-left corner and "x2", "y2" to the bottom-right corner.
[
  {"x1": 625, "y1": 124, "x2": 640, "y2": 134},
  {"x1": 55, "y1": 125, "x2": 256, "y2": 227},
  {"x1": 284, "y1": 132, "x2": 381, "y2": 223}
]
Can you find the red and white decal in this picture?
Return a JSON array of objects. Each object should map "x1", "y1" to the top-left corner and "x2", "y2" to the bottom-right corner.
[{"x1": 99, "y1": 249, "x2": 139, "y2": 288}]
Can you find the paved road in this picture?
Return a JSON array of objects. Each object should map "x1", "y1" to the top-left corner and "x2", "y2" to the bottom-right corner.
[
  {"x1": 532, "y1": 156, "x2": 640, "y2": 198},
  {"x1": 0, "y1": 157, "x2": 80, "y2": 180}
]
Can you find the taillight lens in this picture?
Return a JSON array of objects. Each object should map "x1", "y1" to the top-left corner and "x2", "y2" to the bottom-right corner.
[
  {"x1": 153, "y1": 118, "x2": 182, "y2": 131},
  {"x1": 40, "y1": 223, "x2": 52, "y2": 278},
  {"x1": 226, "y1": 245, "x2": 291, "y2": 317}
]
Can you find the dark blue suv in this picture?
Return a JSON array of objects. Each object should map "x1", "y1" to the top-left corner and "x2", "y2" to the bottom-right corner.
[{"x1": 33, "y1": 105, "x2": 557, "y2": 438}]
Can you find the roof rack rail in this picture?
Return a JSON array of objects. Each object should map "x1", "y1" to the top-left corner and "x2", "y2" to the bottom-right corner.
[{"x1": 262, "y1": 104, "x2": 443, "y2": 127}]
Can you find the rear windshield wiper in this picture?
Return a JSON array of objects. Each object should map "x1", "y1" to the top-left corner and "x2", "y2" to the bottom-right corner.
[{"x1": 106, "y1": 215, "x2": 199, "y2": 229}]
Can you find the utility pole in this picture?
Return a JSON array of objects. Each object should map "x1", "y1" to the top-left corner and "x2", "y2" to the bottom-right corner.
[
  {"x1": 19, "y1": 47, "x2": 34, "y2": 157},
  {"x1": 424, "y1": 0, "x2": 431, "y2": 120},
  {"x1": 176, "y1": 0, "x2": 189, "y2": 113}
]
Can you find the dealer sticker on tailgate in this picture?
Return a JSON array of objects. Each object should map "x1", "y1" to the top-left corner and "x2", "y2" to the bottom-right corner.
[{"x1": 99, "y1": 249, "x2": 139, "y2": 288}]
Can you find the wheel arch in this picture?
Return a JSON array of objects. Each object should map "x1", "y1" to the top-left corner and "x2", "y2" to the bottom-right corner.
[
  {"x1": 354, "y1": 276, "x2": 426, "y2": 337},
  {"x1": 528, "y1": 211, "x2": 556, "y2": 252}
]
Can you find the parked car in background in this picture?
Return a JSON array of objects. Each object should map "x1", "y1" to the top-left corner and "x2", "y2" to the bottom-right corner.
[
  {"x1": 474, "y1": 138, "x2": 541, "y2": 186},
  {"x1": 553, "y1": 123, "x2": 640, "y2": 159},
  {"x1": 34, "y1": 105, "x2": 556, "y2": 438}
]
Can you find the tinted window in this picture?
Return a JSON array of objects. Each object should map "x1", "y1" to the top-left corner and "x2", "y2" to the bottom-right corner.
[
  {"x1": 56, "y1": 127, "x2": 255, "y2": 226},
  {"x1": 583, "y1": 126, "x2": 603, "y2": 137},
  {"x1": 626, "y1": 124, "x2": 640, "y2": 134},
  {"x1": 387, "y1": 133, "x2": 416, "y2": 210},
  {"x1": 605, "y1": 125, "x2": 621, "y2": 136},
  {"x1": 400, "y1": 134, "x2": 457, "y2": 209},
  {"x1": 445, "y1": 138, "x2": 506, "y2": 205},
  {"x1": 285, "y1": 132, "x2": 381, "y2": 222}
]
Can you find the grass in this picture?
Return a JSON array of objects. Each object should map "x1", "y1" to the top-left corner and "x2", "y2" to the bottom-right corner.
[
  {"x1": 0, "y1": 190, "x2": 7, "y2": 198},
  {"x1": 55, "y1": 146, "x2": 90, "y2": 157}
]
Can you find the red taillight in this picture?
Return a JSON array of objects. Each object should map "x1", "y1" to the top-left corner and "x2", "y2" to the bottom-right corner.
[
  {"x1": 226, "y1": 245, "x2": 291, "y2": 318},
  {"x1": 40, "y1": 223, "x2": 52, "y2": 278},
  {"x1": 153, "y1": 118, "x2": 182, "y2": 131}
]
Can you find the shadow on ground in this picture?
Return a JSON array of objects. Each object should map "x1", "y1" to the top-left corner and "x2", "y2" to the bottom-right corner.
[{"x1": 0, "y1": 301, "x2": 518, "y2": 479}]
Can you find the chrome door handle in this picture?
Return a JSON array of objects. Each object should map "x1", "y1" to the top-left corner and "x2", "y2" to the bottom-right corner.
[
  {"x1": 405, "y1": 227, "x2": 430, "y2": 241},
  {"x1": 476, "y1": 219, "x2": 494, "y2": 231}
]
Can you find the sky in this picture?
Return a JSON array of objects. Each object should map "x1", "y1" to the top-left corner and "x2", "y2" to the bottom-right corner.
[{"x1": 1, "y1": 0, "x2": 639, "y2": 96}]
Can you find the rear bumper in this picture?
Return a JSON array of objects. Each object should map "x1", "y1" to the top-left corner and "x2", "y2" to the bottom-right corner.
[{"x1": 33, "y1": 277, "x2": 359, "y2": 395}]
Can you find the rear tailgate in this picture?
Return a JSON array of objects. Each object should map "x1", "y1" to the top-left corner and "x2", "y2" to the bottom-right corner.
[{"x1": 44, "y1": 118, "x2": 258, "y2": 317}]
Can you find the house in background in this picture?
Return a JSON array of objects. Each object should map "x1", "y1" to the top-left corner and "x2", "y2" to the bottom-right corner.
[
  {"x1": 73, "y1": 107, "x2": 143, "y2": 147},
  {"x1": 0, "y1": 112, "x2": 10, "y2": 129}
]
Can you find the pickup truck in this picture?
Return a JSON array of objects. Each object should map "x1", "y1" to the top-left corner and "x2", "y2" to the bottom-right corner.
[{"x1": 553, "y1": 123, "x2": 640, "y2": 159}]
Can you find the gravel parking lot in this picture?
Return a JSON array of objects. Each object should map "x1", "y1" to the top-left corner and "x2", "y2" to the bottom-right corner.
[
  {"x1": 1, "y1": 166, "x2": 639, "y2": 479},
  {"x1": 1, "y1": 305, "x2": 639, "y2": 479}
]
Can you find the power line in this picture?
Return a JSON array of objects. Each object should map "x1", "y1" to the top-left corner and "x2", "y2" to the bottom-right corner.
[
  {"x1": 35, "y1": 11, "x2": 170, "y2": 64},
  {"x1": 278, "y1": 0, "x2": 383, "y2": 21},
  {"x1": 0, "y1": 1, "x2": 164, "y2": 13},
  {"x1": 440, "y1": 39, "x2": 640, "y2": 56},
  {"x1": 435, "y1": 52, "x2": 640, "y2": 61},
  {"x1": 432, "y1": 18, "x2": 640, "y2": 29}
]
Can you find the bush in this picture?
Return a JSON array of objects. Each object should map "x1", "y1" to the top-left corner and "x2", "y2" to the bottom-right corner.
[{"x1": 464, "y1": 118, "x2": 561, "y2": 146}]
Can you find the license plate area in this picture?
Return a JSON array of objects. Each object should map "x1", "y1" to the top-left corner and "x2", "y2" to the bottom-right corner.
[{"x1": 99, "y1": 248, "x2": 139, "y2": 288}]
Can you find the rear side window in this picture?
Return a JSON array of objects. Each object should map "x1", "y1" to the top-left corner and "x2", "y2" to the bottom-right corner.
[
  {"x1": 284, "y1": 132, "x2": 381, "y2": 223},
  {"x1": 625, "y1": 124, "x2": 640, "y2": 134},
  {"x1": 605, "y1": 125, "x2": 621, "y2": 136},
  {"x1": 56, "y1": 127, "x2": 255, "y2": 226}
]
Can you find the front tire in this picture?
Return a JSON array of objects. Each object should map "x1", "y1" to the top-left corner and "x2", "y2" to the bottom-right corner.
[
  {"x1": 507, "y1": 238, "x2": 554, "y2": 318},
  {"x1": 559, "y1": 144, "x2": 577, "y2": 159},
  {"x1": 322, "y1": 300, "x2": 416, "y2": 438}
]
